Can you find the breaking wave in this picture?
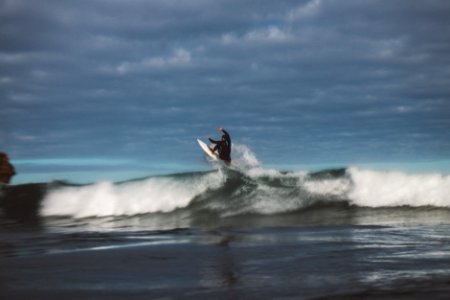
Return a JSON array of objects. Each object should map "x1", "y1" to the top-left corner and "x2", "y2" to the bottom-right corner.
[
  {"x1": 2, "y1": 145, "x2": 450, "y2": 220},
  {"x1": 40, "y1": 149, "x2": 450, "y2": 218}
]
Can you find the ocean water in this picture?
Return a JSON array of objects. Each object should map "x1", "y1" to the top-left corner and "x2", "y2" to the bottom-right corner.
[{"x1": 1, "y1": 148, "x2": 450, "y2": 299}]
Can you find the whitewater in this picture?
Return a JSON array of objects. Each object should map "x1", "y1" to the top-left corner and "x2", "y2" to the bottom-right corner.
[{"x1": 39, "y1": 145, "x2": 450, "y2": 219}]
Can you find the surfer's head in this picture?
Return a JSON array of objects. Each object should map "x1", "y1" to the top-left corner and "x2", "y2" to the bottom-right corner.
[{"x1": 221, "y1": 135, "x2": 226, "y2": 141}]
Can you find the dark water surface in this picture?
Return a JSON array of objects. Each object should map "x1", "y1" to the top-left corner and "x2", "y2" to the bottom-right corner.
[
  {"x1": 1, "y1": 168, "x2": 450, "y2": 299},
  {"x1": 2, "y1": 214, "x2": 450, "y2": 299}
]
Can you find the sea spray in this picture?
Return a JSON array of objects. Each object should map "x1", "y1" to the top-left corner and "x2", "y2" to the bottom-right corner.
[{"x1": 232, "y1": 144, "x2": 261, "y2": 169}]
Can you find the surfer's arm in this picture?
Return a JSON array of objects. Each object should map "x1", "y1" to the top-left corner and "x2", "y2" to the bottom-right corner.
[
  {"x1": 221, "y1": 129, "x2": 231, "y2": 144},
  {"x1": 219, "y1": 128, "x2": 229, "y2": 137},
  {"x1": 208, "y1": 137, "x2": 220, "y2": 144}
]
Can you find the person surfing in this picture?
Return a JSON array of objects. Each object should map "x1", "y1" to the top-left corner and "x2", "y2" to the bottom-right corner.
[{"x1": 208, "y1": 127, "x2": 231, "y2": 164}]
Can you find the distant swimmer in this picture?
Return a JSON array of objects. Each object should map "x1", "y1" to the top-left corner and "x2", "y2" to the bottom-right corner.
[
  {"x1": 0, "y1": 152, "x2": 16, "y2": 184},
  {"x1": 208, "y1": 127, "x2": 232, "y2": 164}
]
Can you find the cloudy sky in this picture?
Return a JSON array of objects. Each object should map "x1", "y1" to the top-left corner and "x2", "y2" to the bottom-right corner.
[{"x1": 1, "y1": 0, "x2": 450, "y2": 183}]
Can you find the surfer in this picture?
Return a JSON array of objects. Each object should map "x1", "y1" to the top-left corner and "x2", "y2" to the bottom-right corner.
[{"x1": 208, "y1": 127, "x2": 231, "y2": 164}]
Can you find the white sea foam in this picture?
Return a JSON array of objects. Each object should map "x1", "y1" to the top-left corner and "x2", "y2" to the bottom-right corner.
[
  {"x1": 303, "y1": 167, "x2": 450, "y2": 207},
  {"x1": 41, "y1": 171, "x2": 225, "y2": 218},
  {"x1": 303, "y1": 178, "x2": 352, "y2": 197},
  {"x1": 347, "y1": 167, "x2": 450, "y2": 208}
]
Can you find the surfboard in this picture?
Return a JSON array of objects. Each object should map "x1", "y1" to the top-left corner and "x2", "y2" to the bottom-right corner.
[{"x1": 197, "y1": 139, "x2": 219, "y2": 161}]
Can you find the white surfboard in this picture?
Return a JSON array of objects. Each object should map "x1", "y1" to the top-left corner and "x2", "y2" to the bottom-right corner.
[{"x1": 197, "y1": 139, "x2": 219, "y2": 161}]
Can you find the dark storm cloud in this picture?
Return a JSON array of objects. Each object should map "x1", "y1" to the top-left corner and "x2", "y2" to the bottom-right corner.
[{"x1": 1, "y1": 0, "x2": 450, "y2": 174}]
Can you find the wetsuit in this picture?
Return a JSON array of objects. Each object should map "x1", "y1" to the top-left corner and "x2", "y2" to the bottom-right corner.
[{"x1": 208, "y1": 129, "x2": 231, "y2": 163}]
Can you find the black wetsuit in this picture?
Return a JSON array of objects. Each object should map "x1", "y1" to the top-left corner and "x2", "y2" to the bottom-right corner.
[{"x1": 209, "y1": 129, "x2": 231, "y2": 162}]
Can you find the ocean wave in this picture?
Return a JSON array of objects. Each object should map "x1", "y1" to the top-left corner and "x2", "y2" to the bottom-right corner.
[
  {"x1": 2, "y1": 146, "x2": 450, "y2": 220},
  {"x1": 36, "y1": 166, "x2": 450, "y2": 219},
  {"x1": 41, "y1": 171, "x2": 226, "y2": 218}
]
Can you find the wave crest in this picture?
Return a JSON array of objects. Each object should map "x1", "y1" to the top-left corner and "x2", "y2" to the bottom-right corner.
[
  {"x1": 347, "y1": 167, "x2": 450, "y2": 207},
  {"x1": 41, "y1": 171, "x2": 226, "y2": 218},
  {"x1": 38, "y1": 147, "x2": 450, "y2": 219}
]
